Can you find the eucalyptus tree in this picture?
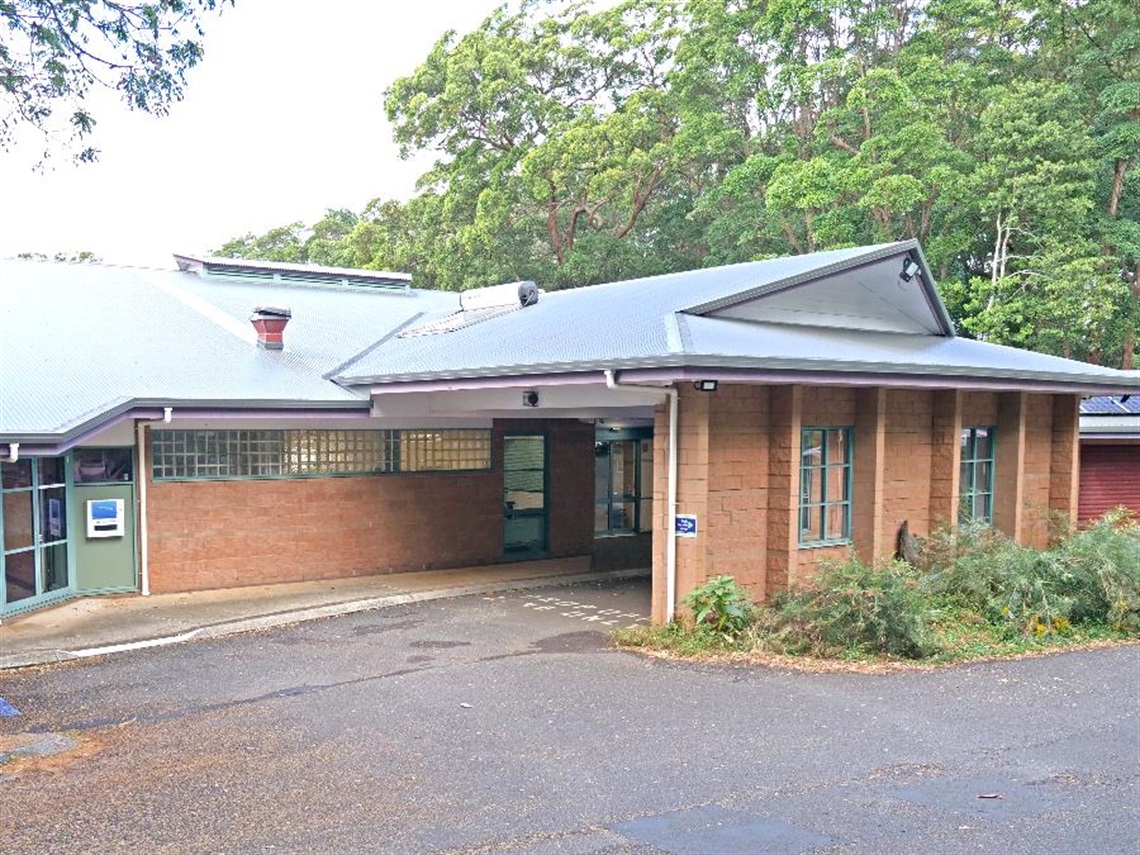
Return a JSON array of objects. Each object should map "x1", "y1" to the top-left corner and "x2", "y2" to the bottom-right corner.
[{"x1": 1, "y1": 0, "x2": 231, "y2": 163}]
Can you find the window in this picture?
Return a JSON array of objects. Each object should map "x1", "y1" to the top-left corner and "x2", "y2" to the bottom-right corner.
[
  {"x1": 74, "y1": 448, "x2": 135, "y2": 483},
  {"x1": 399, "y1": 430, "x2": 493, "y2": 472},
  {"x1": 799, "y1": 427, "x2": 852, "y2": 546},
  {"x1": 960, "y1": 426, "x2": 995, "y2": 523},
  {"x1": 151, "y1": 429, "x2": 491, "y2": 480}
]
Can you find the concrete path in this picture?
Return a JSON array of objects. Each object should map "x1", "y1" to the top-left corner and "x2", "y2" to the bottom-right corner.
[{"x1": 0, "y1": 557, "x2": 648, "y2": 669}]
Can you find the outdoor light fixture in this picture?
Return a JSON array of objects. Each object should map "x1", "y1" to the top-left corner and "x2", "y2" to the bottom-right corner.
[
  {"x1": 900, "y1": 255, "x2": 921, "y2": 282},
  {"x1": 694, "y1": 380, "x2": 718, "y2": 392}
]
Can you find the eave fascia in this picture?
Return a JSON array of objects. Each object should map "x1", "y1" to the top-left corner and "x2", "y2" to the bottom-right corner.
[
  {"x1": 1, "y1": 398, "x2": 372, "y2": 456},
  {"x1": 362, "y1": 358, "x2": 1137, "y2": 398}
]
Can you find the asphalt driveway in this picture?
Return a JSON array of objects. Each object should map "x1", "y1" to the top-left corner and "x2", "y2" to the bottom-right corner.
[{"x1": 1, "y1": 577, "x2": 1137, "y2": 854}]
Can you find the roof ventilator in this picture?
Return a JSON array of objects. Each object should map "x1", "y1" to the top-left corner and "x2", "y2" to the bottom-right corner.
[
  {"x1": 399, "y1": 280, "x2": 541, "y2": 338},
  {"x1": 250, "y1": 306, "x2": 292, "y2": 350}
]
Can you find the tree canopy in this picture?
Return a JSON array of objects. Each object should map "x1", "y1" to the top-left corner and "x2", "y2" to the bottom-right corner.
[
  {"x1": 1, "y1": 0, "x2": 230, "y2": 162},
  {"x1": 216, "y1": 0, "x2": 1140, "y2": 368}
]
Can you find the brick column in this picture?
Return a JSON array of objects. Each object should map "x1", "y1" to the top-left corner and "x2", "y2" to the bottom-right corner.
[
  {"x1": 1049, "y1": 394, "x2": 1081, "y2": 531},
  {"x1": 674, "y1": 384, "x2": 712, "y2": 612},
  {"x1": 766, "y1": 385, "x2": 802, "y2": 592},
  {"x1": 994, "y1": 391, "x2": 1027, "y2": 541},
  {"x1": 853, "y1": 387, "x2": 886, "y2": 565},
  {"x1": 929, "y1": 389, "x2": 963, "y2": 531}
]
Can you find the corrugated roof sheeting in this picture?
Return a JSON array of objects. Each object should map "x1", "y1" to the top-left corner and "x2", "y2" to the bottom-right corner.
[
  {"x1": 0, "y1": 261, "x2": 445, "y2": 436},
  {"x1": 338, "y1": 244, "x2": 899, "y2": 382}
]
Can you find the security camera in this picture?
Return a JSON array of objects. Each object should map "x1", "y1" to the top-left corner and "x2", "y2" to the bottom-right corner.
[{"x1": 523, "y1": 390, "x2": 540, "y2": 407}]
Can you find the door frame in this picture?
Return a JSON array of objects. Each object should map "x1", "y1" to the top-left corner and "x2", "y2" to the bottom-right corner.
[{"x1": 502, "y1": 431, "x2": 549, "y2": 557}]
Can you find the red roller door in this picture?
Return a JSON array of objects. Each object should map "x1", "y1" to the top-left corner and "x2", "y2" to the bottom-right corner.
[{"x1": 1079, "y1": 443, "x2": 1140, "y2": 524}]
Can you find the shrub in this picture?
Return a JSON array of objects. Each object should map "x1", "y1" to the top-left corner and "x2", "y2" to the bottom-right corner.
[
  {"x1": 1054, "y1": 509, "x2": 1140, "y2": 632},
  {"x1": 771, "y1": 556, "x2": 938, "y2": 659},
  {"x1": 682, "y1": 575, "x2": 755, "y2": 638},
  {"x1": 919, "y1": 512, "x2": 1140, "y2": 637}
]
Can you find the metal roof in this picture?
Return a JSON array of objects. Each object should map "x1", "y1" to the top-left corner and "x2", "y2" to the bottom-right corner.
[
  {"x1": 338, "y1": 242, "x2": 1136, "y2": 394},
  {"x1": 0, "y1": 259, "x2": 455, "y2": 442},
  {"x1": 3, "y1": 243, "x2": 1137, "y2": 446}
]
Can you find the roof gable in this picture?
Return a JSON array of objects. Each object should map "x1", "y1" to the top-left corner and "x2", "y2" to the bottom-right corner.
[{"x1": 682, "y1": 241, "x2": 952, "y2": 336}]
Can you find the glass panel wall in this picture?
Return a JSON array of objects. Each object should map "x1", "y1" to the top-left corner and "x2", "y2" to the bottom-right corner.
[{"x1": 2, "y1": 455, "x2": 71, "y2": 611}]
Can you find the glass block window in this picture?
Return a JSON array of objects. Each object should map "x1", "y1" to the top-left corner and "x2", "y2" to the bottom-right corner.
[
  {"x1": 284, "y1": 430, "x2": 391, "y2": 476},
  {"x1": 151, "y1": 429, "x2": 490, "y2": 480},
  {"x1": 399, "y1": 430, "x2": 492, "y2": 472},
  {"x1": 799, "y1": 427, "x2": 853, "y2": 546},
  {"x1": 960, "y1": 426, "x2": 995, "y2": 523}
]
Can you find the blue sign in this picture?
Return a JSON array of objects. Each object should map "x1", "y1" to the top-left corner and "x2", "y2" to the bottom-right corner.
[
  {"x1": 675, "y1": 514, "x2": 698, "y2": 538},
  {"x1": 90, "y1": 500, "x2": 118, "y2": 520}
]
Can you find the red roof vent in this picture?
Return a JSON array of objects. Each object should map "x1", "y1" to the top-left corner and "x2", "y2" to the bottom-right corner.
[{"x1": 250, "y1": 306, "x2": 291, "y2": 350}]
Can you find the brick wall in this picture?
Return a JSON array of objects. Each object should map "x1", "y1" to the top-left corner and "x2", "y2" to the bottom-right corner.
[
  {"x1": 1022, "y1": 394, "x2": 1055, "y2": 548},
  {"x1": 645, "y1": 383, "x2": 1085, "y2": 624},
  {"x1": 146, "y1": 419, "x2": 595, "y2": 594},
  {"x1": 883, "y1": 389, "x2": 935, "y2": 542},
  {"x1": 706, "y1": 384, "x2": 769, "y2": 603}
]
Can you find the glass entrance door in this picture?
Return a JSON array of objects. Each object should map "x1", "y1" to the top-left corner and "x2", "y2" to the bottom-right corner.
[
  {"x1": 2, "y1": 456, "x2": 70, "y2": 614},
  {"x1": 594, "y1": 431, "x2": 653, "y2": 537},
  {"x1": 503, "y1": 435, "x2": 547, "y2": 554},
  {"x1": 595, "y1": 440, "x2": 640, "y2": 534}
]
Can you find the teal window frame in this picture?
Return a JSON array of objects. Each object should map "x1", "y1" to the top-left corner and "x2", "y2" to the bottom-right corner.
[
  {"x1": 2, "y1": 454, "x2": 75, "y2": 614},
  {"x1": 798, "y1": 426, "x2": 853, "y2": 547},
  {"x1": 959, "y1": 426, "x2": 996, "y2": 523},
  {"x1": 151, "y1": 428, "x2": 493, "y2": 481}
]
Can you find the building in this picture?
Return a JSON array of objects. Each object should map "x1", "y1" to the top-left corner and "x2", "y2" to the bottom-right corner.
[
  {"x1": 2, "y1": 242, "x2": 1136, "y2": 622},
  {"x1": 1078, "y1": 390, "x2": 1140, "y2": 524}
]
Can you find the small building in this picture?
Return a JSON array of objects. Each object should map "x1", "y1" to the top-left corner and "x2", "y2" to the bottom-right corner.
[
  {"x1": 2, "y1": 242, "x2": 1136, "y2": 622},
  {"x1": 1078, "y1": 390, "x2": 1140, "y2": 524}
]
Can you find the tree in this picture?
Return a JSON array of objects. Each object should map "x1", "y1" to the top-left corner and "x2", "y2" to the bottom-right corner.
[
  {"x1": 1, "y1": 1, "x2": 231, "y2": 163},
  {"x1": 217, "y1": 0, "x2": 1135, "y2": 366}
]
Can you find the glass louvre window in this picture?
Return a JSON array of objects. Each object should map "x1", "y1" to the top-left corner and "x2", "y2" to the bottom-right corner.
[
  {"x1": 960, "y1": 426, "x2": 996, "y2": 523},
  {"x1": 151, "y1": 429, "x2": 490, "y2": 480},
  {"x1": 799, "y1": 427, "x2": 852, "y2": 546}
]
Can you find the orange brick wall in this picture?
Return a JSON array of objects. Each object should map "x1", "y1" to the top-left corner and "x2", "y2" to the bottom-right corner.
[
  {"x1": 146, "y1": 420, "x2": 594, "y2": 594},
  {"x1": 962, "y1": 392, "x2": 999, "y2": 427},
  {"x1": 883, "y1": 390, "x2": 935, "y2": 542},
  {"x1": 1022, "y1": 394, "x2": 1055, "y2": 548},
  {"x1": 645, "y1": 384, "x2": 1080, "y2": 624},
  {"x1": 706, "y1": 384, "x2": 770, "y2": 603}
]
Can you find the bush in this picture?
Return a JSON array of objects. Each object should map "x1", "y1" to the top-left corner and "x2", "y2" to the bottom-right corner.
[
  {"x1": 1054, "y1": 509, "x2": 1140, "y2": 632},
  {"x1": 770, "y1": 557, "x2": 938, "y2": 659},
  {"x1": 682, "y1": 575, "x2": 755, "y2": 638},
  {"x1": 919, "y1": 511, "x2": 1140, "y2": 637}
]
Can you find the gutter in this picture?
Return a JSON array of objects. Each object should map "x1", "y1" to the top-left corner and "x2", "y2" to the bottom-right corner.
[
  {"x1": 2, "y1": 403, "x2": 372, "y2": 457},
  {"x1": 604, "y1": 369, "x2": 678, "y2": 622}
]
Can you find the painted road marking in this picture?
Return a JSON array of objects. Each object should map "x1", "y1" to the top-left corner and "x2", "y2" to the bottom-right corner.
[{"x1": 485, "y1": 592, "x2": 650, "y2": 626}]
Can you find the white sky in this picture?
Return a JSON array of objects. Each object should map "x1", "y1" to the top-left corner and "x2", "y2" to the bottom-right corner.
[{"x1": 0, "y1": 0, "x2": 502, "y2": 267}]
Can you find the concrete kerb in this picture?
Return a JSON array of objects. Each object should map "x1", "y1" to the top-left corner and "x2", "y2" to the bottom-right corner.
[{"x1": 0, "y1": 568, "x2": 649, "y2": 671}]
